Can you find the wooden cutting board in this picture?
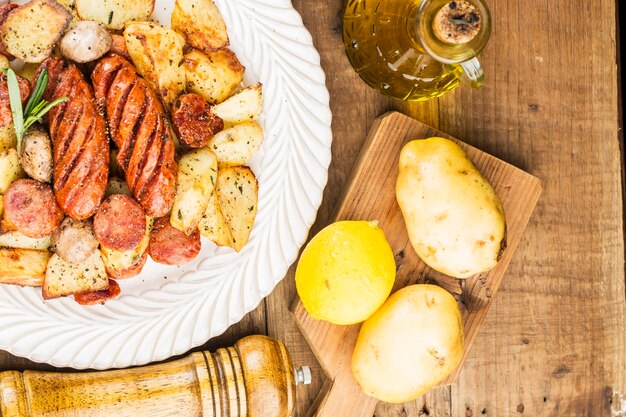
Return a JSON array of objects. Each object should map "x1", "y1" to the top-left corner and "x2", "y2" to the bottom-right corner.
[{"x1": 290, "y1": 112, "x2": 542, "y2": 417}]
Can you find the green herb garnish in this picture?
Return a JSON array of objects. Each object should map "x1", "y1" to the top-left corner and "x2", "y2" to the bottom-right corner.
[{"x1": 4, "y1": 68, "x2": 68, "y2": 149}]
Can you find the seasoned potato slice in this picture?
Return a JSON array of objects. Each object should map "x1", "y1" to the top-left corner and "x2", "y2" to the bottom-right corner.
[
  {"x1": 0, "y1": 124, "x2": 16, "y2": 152},
  {"x1": 105, "y1": 177, "x2": 131, "y2": 198},
  {"x1": 207, "y1": 122, "x2": 264, "y2": 168},
  {"x1": 0, "y1": 0, "x2": 72, "y2": 63},
  {"x1": 0, "y1": 247, "x2": 51, "y2": 287},
  {"x1": 198, "y1": 188, "x2": 233, "y2": 247},
  {"x1": 75, "y1": 0, "x2": 154, "y2": 30},
  {"x1": 171, "y1": 148, "x2": 218, "y2": 235},
  {"x1": 43, "y1": 250, "x2": 108, "y2": 299},
  {"x1": 172, "y1": 0, "x2": 229, "y2": 53},
  {"x1": 100, "y1": 217, "x2": 152, "y2": 273},
  {"x1": 0, "y1": 149, "x2": 25, "y2": 194},
  {"x1": 212, "y1": 84, "x2": 263, "y2": 124},
  {"x1": 184, "y1": 48, "x2": 245, "y2": 104},
  {"x1": 124, "y1": 22, "x2": 186, "y2": 108},
  {"x1": 0, "y1": 218, "x2": 51, "y2": 250},
  {"x1": 216, "y1": 166, "x2": 258, "y2": 251}
]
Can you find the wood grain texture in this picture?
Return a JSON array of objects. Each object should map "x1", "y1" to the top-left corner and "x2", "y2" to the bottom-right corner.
[
  {"x1": 291, "y1": 112, "x2": 542, "y2": 417},
  {"x1": 1, "y1": 0, "x2": 624, "y2": 416}
]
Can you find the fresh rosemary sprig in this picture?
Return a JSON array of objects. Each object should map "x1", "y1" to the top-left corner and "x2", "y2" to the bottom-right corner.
[{"x1": 3, "y1": 68, "x2": 68, "y2": 149}]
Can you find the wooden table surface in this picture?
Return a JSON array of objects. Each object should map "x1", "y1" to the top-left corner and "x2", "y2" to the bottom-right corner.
[{"x1": 1, "y1": 1, "x2": 624, "y2": 416}]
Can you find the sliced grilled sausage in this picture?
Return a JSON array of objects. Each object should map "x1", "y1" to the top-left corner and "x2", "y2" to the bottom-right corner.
[
  {"x1": 92, "y1": 54, "x2": 177, "y2": 218},
  {"x1": 172, "y1": 93, "x2": 224, "y2": 148},
  {"x1": 74, "y1": 278, "x2": 121, "y2": 305},
  {"x1": 3, "y1": 179, "x2": 64, "y2": 238},
  {"x1": 93, "y1": 194, "x2": 146, "y2": 251},
  {"x1": 148, "y1": 217, "x2": 201, "y2": 265},
  {"x1": 39, "y1": 58, "x2": 109, "y2": 220}
]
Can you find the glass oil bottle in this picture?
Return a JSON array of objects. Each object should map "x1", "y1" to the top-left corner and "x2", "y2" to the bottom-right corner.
[{"x1": 343, "y1": 0, "x2": 491, "y2": 101}]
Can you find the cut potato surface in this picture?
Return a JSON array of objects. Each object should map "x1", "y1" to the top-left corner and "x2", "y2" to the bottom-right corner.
[
  {"x1": 212, "y1": 84, "x2": 263, "y2": 124},
  {"x1": 124, "y1": 21, "x2": 185, "y2": 108},
  {"x1": 0, "y1": 247, "x2": 51, "y2": 287},
  {"x1": 75, "y1": 0, "x2": 154, "y2": 30},
  {"x1": 207, "y1": 122, "x2": 264, "y2": 168},
  {"x1": 170, "y1": 148, "x2": 218, "y2": 235},
  {"x1": 0, "y1": 148, "x2": 25, "y2": 194},
  {"x1": 0, "y1": 218, "x2": 51, "y2": 250},
  {"x1": 198, "y1": 188, "x2": 233, "y2": 247},
  {"x1": 172, "y1": 0, "x2": 229, "y2": 52},
  {"x1": 43, "y1": 250, "x2": 108, "y2": 299},
  {"x1": 184, "y1": 48, "x2": 245, "y2": 104},
  {"x1": 0, "y1": 0, "x2": 72, "y2": 63},
  {"x1": 216, "y1": 166, "x2": 258, "y2": 251}
]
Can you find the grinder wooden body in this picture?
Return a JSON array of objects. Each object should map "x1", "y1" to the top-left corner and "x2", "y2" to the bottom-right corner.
[{"x1": 0, "y1": 336, "x2": 296, "y2": 417}]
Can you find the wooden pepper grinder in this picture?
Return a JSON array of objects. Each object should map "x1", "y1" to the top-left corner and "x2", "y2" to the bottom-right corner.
[{"x1": 0, "y1": 335, "x2": 311, "y2": 417}]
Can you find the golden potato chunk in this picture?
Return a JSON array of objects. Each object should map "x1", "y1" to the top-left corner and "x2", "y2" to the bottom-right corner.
[
  {"x1": 172, "y1": 0, "x2": 229, "y2": 52},
  {"x1": 0, "y1": 247, "x2": 51, "y2": 287},
  {"x1": 184, "y1": 48, "x2": 244, "y2": 104}
]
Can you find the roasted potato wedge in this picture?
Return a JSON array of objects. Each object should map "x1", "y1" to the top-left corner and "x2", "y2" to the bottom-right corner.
[
  {"x1": 100, "y1": 217, "x2": 152, "y2": 272},
  {"x1": 171, "y1": 148, "x2": 218, "y2": 235},
  {"x1": 75, "y1": 0, "x2": 154, "y2": 30},
  {"x1": 184, "y1": 48, "x2": 244, "y2": 104},
  {"x1": 207, "y1": 122, "x2": 264, "y2": 168},
  {"x1": 43, "y1": 250, "x2": 108, "y2": 299},
  {"x1": 124, "y1": 21, "x2": 186, "y2": 108},
  {"x1": 0, "y1": 148, "x2": 25, "y2": 194},
  {"x1": 172, "y1": 0, "x2": 229, "y2": 53},
  {"x1": 0, "y1": 247, "x2": 51, "y2": 287},
  {"x1": 105, "y1": 177, "x2": 131, "y2": 198},
  {"x1": 216, "y1": 166, "x2": 258, "y2": 251},
  {"x1": 57, "y1": 0, "x2": 79, "y2": 26},
  {"x1": 0, "y1": 218, "x2": 51, "y2": 250},
  {"x1": 198, "y1": 188, "x2": 233, "y2": 247},
  {"x1": 212, "y1": 84, "x2": 263, "y2": 124},
  {"x1": 0, "y1": 0, "x2": 72, "y2": 63}
]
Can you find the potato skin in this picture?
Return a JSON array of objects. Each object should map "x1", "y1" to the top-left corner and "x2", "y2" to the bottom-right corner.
[
  {"x1": 396, "y1": 137, "x2": 506, "y2": 278},
  {"x1": 352, "y1": 284, "x2": 464, "y2": 403}
]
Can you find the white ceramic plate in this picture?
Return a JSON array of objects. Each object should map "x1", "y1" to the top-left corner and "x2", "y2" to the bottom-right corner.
[{"x1": 0, "y1": 0, "x2": 332, "y2": 369}]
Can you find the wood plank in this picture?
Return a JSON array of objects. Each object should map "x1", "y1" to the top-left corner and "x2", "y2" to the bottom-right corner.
[{"x1": 291, "y1": 112, "x2": 542, "y2": 417}]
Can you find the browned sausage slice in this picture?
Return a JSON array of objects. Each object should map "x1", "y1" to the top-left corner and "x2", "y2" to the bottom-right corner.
[
  {"x1": 148, "y1": 217, "x2": 201, "y2": 266},
  {"x1": 3, "y1": 179, "x2": 64, "y2": 238},
  {"x1": 172, "y1": 93, "x2": 224, "y2": 148},
  {"x1": 93, "y1": 194, "x2": 146, "y2": 251},
  {"x1": 74, "y1": 279, "x2": 121, "y2": 305}
]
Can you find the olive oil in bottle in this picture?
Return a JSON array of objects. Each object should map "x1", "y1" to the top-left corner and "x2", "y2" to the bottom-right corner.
[{"x1": 343, "y1": 0, "x2": 491, "y2": 101}]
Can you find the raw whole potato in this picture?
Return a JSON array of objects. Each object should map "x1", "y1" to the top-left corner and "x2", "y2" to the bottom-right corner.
[
  {"x1": 352, "y1": 284, "x2": 464, "y2": 403},
  {"x1": 0, "y1": 0, "x2": 72, "y2": 63},
  {"x1": 212, "y1": 83, "x2": 263, "y2": 124},
  {"x1": 60, "y1": 20, "x2": 112, "y2": 63},
  {"x1": 396, "y1": 137, "x2": 506, "y2": 278},
  {"x1": 170, "y1": 147, "x2": 217, "y2": 235},
  {"x1": 124, "y1": 21, "x2": 186, "y2": 109},
  {"x1": 184, "y1": 48, "x2": 245, "y2": 104},
  {"x1": 75, "y1": 0, "x2": 154, "y2": 30},
  {"x1": 171, "y1": 0, "x2": 229, "y2": 53}
]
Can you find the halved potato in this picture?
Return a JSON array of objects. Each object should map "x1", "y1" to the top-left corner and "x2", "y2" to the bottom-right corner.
[
  {"x1": 170, "y1": 148, "x2": 218, "y2": 235},
  {"x1": 0, "y1": 0, "x2": 72, "y2": 63},
  {"x1": 207, "y1": 122, "x2": 264, "y2": 168},
  {"x1": 184, "y1": 48, "x2": 245, "y2": 104},
  {"x1": 43, "y1": 250, "x2": 108, "y2": 299},
  {"x1": 0, "y1": 247, "x2": 51, "y2": 287},
  {"x1": 100, "y1": 217, "x2": 152, "y2": 272},
  {"x1": 171, "y1": 0, "x2": 229, "y2": 53},
  {"x1": 0, "y1": 148, "x2": 25, "y2": 194},
  {"x1": 0, "y1": 219, "x2": 51, "y2": 250},
  {"x1": 212, "y1": 84, "x2": 263, "y2": 124},
  {"x1": 216, "y1": 166, "x2": 258, "y2": 251},
  {"x1": 75, "y1": 0, "x2": 154, "y2": 30},
  {"x1": 124, "y1": 21, "x2": 186, "y2": 108},
  {"x1": 198, "y1": 188, "x2": 233, "y2": 247}
]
